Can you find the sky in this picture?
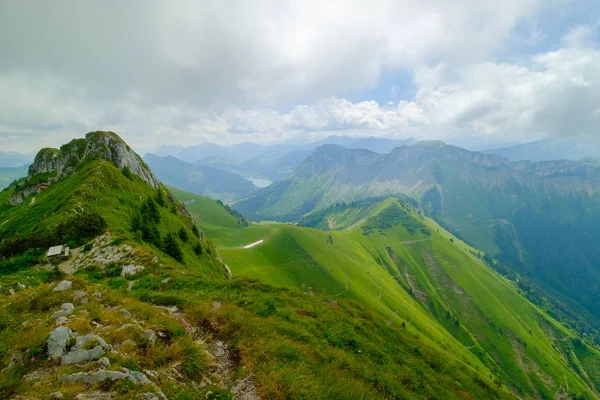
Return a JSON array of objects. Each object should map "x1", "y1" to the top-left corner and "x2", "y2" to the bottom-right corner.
[{"x1": 1, "y1": 0, "x2": 600, "y2": 153}]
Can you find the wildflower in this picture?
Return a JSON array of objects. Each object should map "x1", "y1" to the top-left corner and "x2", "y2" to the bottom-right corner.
[
  {"x1": 30, "y1": 357, "x2": 35, "y2": 362},
  {"x1": 25, "y1": 349, "x2": 30, "y2": 353},
  {"x1": 181, "y1": 318, "x2": 191, "y2": 331}
]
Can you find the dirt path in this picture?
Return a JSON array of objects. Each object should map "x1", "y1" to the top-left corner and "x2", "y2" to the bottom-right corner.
[
  {"x1": 399, "y1": 238, "x2": 431, "y2": 245},
  {"x1": 242, "y1": 240, "x2": 264, "y2": 249},
  {"x1": 58, "y1": 247, "x2": 81, "y2": 274}
]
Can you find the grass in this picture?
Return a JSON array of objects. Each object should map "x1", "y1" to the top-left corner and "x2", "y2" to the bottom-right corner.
[
  {"x1": 0, "y1": 134, "x2": 597, "y2": 399},
  {"x1": 179, "y1": 190, "x2": 600, "y2": 399}
]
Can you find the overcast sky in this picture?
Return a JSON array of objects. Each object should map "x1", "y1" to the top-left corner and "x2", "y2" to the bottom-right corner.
[{"x1": 1, "y1": 0, "x2": 600, "y2": 152}]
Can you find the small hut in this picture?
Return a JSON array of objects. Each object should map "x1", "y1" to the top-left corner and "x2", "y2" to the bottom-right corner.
[
  {"x1": 47, "y1": 245, "x2": 69, "y2": 260},
  {"x1": 37, "y1": 183, "x2": 50, "y2": 194}
]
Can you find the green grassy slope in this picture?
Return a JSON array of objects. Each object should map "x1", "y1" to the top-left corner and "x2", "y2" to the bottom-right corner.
[
  {"x1": 0, "y1": 133, "x2": 519, "y2": 399},
  {"x1": 181, "y1": 191, "x2": 600, "y2": 399},
  {"x1": 0, "y1": 160, "x2": 225, "y2": 280}
]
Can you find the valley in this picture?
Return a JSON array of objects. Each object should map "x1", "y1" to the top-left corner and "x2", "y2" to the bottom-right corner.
[{"x1": 0, "y1": 131, "x2": 598, "y2": 399}]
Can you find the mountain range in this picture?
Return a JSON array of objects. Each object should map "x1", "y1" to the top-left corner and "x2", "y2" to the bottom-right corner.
[
  {"x1": 154, "y1": 136, "x2": 416, "y2": 183},
  {"x1": 483, "y1": 138, "x2": 600, "y2": 161},
  {"x1": 0, "y1": 151, "x2": 33, "y2": 168},
  {"x1": 235, "y1": 141, "x2": 600, "y2": 341},
  {"x1": 143, "y1": 153, "x2": 257, "y2": 202},
  {"x1": 1, "y1": 131, "x2": 599, "y2": 399}
]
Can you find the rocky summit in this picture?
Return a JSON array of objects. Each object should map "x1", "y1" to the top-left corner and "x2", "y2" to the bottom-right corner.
[{"x1": 10, "y1": 131, "x2": 160, "y2": 205}]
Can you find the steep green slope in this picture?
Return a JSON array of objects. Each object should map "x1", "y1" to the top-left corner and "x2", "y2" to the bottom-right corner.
[
  {"x1": 234, "y1": 142, "x2": 600, "y2": 342},
  {"x1": 187, "y1": 191, "x2": 600, "y2": 399},
  {"x1": 0, "y1": 132, "x2": 518, "y2": 400},
  {"x1": 144, "y1": 154, "x2": 257, "y2": 202}
]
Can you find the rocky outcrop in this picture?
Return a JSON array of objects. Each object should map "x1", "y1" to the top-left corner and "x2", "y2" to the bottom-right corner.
[{"x1": 11, "y1": 131, "x2": 160, "y2": 205}]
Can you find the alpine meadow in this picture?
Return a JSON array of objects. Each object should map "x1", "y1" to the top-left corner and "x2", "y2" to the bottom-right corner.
[{"x1": 3, "y1": 1, "x2": 600, "y2": 399}]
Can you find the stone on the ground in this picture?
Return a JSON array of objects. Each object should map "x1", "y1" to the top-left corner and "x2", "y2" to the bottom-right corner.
[
  {"x1": 143, "y1": 329, "x2": 156, "y2": 345},
  {"x1": 97, "y1": 357, "x2": 110, "y2": 369},
  {"x1": 53, "y1": 280, "x2": 72, "y2": 292},
  {"x1": 93, "y1": 292, "x2": 102, "y2": 301},
  {"x1": 49, "y1": 392, "x2": 64, "y2": 399},
  {"x1": 61, "y1": 368, "x2": 152, "y2": 386},
  {"x1": 48, "y1": 326, "x2": 74, "y2": 359},
  {"x1": 62, "y1": 346, "x2": 105, "y2": 364},
  {"x1": 74, "y1": 390, "x2": 114, "y2": 399},
  {"x1": 139, "y1": 394, "x2": 159, "y2": 400},
  {"x1": 121, "y1": 264, "x2": 144, "y2": 277},
  {"x1": 73, "y1": 290, "x2": 86, "y2": 300},
  {"x1": 119, "y1": 309, "x2": 133, "y2": 319},
  {"x1": 55, "y1": 316, "x2": 68, "y2": 326},
  {"x1": 52, "y1": 303, "x2": 75, "y2": 319}
]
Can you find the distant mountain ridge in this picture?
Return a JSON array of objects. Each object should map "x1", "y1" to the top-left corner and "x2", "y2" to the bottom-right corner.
[
  {"x1": 0, "y1": 151, "x2": 33, "y2": 168},
  {"x1": 144, "y1": 153, "x2": 257, "y2": 202},
  {"x1": 235, "y1": 141, "x2": 600, "y2": 333},
  {"x1": 483, "y1": 138, "x2": 600, "y2": 161},
  {"x1": 158, "y1": 136, "x2": 416, "y2": 184}
]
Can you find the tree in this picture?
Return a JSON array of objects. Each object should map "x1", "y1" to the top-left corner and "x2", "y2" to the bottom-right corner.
[
  {"x1": 193, "y1": 242, "x2": 203, "y2": 256},
  {"x1": 122, "y1": 166, "x2": 133, "y2": 180},
  {"x1": 163, "y1": 232, "x2": 184, "y2": 262},
  {"x1": 191, "y1": 225, "x2": 200, "y2": 238},
  {"x1": 155, "y1": 188, "x2": 166, "y2": 207},
  {"x1": 179, "y1": 227, "x2": 189, "y2": 243}
]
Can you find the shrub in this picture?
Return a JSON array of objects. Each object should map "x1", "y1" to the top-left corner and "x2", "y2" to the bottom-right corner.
[
  {"x1": 163, "y1": 233, "x2": 184, "y2": 262},
  {"x1": 122, "y1": 166, "x2": 133, "y2": 181},
  {"x1": 178, "y1": 228, "x2": 189, "y2": 243}
]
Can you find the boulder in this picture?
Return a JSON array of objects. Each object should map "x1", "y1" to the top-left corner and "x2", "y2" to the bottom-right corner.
[
  {"x1": 48, "y1": 326, "x2": 74, "y2": 359},
  {"x1": 53, "y1": 280, "x2": 72, "y2": 292},
  {"x1": 121, "y1": 264, "x2": 145, "y2": 277},
  {"x1": 143, "y1": 329, "x2": 156, "y2": 346},
  {"x1": 97, "y1": 357, "x2": 110, "y2": 369},
  {"x1": 52, "y1": 303, "x2": 75, "y2": 319},
  {"x1": 61, "y1": 346, "x2": 105, "y2": 365}
]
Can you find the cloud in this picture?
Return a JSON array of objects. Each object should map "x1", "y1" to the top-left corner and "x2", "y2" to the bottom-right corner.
[{"x1": 2, "y1": 0, "x2": 599, "y2": 151}]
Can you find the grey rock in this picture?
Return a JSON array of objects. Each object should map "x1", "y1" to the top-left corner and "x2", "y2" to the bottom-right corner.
[
  {"x1": 121, "y1": 264, "x2": 144, "y2": 276},
  {"x1": 52, "y1": 303, "x2": 75, "y2": 319},
  {"x1": 13, "y1": 132, "x2": 160, "y2": 205},
  {"x1": 60, "y1": 333, "x2": 112, "y2": 364},
  {"x1": 143, "y1": 329, "x2": 156, "y2": 346},
  {"x1": 93, "y1": 291, "x2": 102, "y2": 301},
  {"x1": 62, "y1": 346, "x2": 105, "y2": 364},
  {"x1": 124, "y1": 368, "x2": 152, "y2": 385},
  {"x1": 74, "y1": 392, "x2": 113, "y2": 400},
  {"x1": 61, "y1": 368, "x2": 152, "y2": 386},
  {"x1": 138, "y1": 394, "x2": 159, "y2": 400},
  {"x1": 119, "y1": 309, "x2": 133, "y2": 319},
  {"x1": 80, "y1": 297, "x2": 89, "y2": 304},
  {"x1": 61, "y1": 370, "x2": 128, "y2": 385},
  {"x1": 49, "y1": 392, "x2": 64, "y2": 399},
  {"x1": 53, "y1": 280, "x2": 72, "y2": 292},
  {"x1": 55, "y1": 316, "x2": 68, "y2": 326},
  {"x1": 48, "y1": 326, "x2": 73, "y2": 359},
  {"x1": 73, "y1": 290, "x2": 86, "y2": 300},
  {"x1": 9, "y1": 288, "x2": 15, "y2": 296},
  {"x1": 97, "y1": 357, "x2": 111, "y2": 369}
]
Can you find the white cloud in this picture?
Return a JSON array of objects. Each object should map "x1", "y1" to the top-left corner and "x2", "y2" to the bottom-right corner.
[{"x1": 3, "y1": 0, "x2": 600, "y2": 152}]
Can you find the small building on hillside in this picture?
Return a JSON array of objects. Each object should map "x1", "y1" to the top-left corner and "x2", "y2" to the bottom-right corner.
[
  {"x1": 47, "y1": 245, "x2": 69, "y2": 260},
  {"x1": 37, "y1": 183, "x2": 50, "y2": 194}
]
